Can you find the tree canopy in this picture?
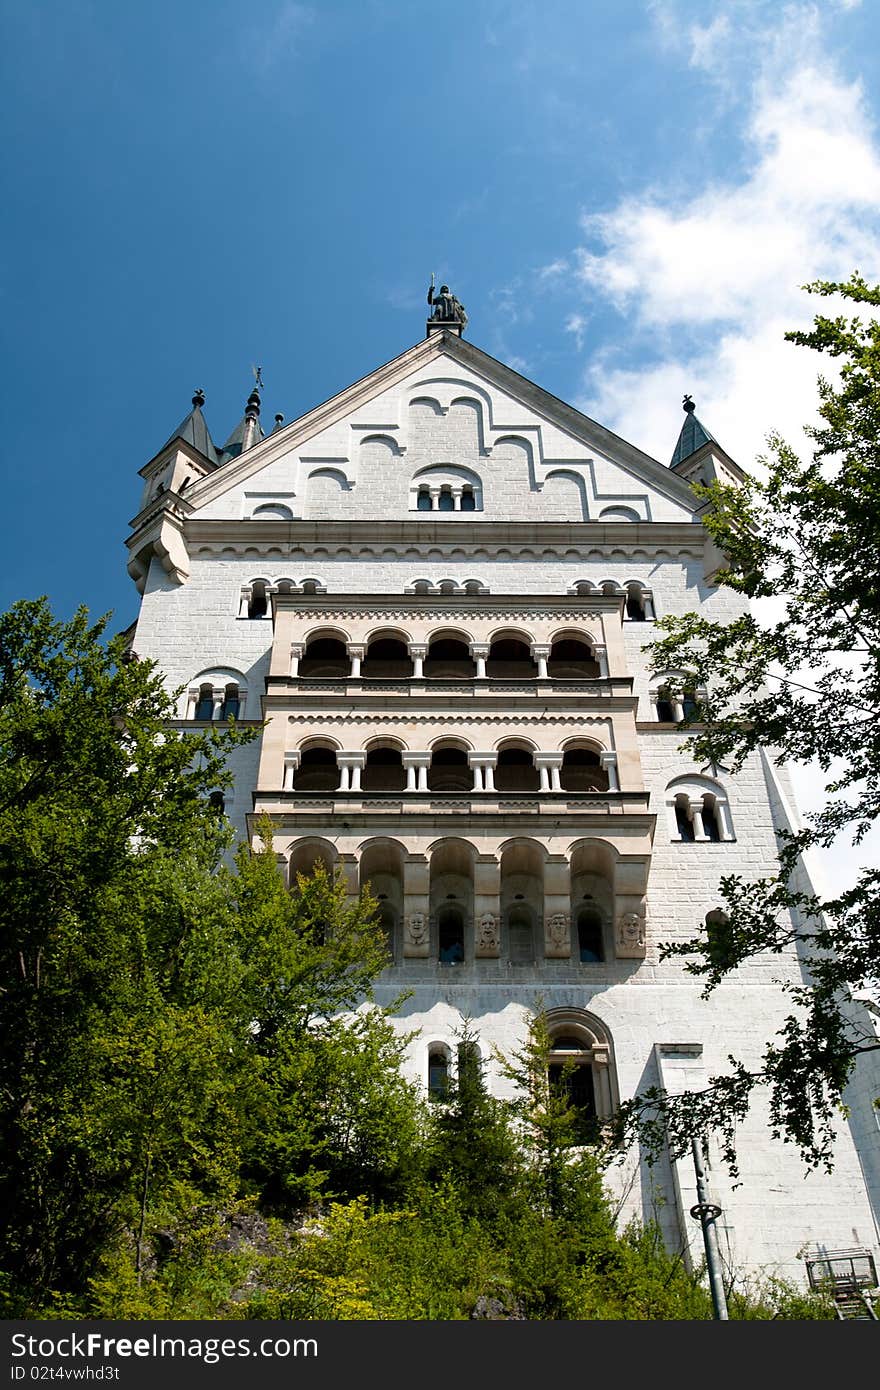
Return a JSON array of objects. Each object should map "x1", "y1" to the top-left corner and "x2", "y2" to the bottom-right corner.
[{"x1": 615, "y1": 273, "x2": 880, "y2": 1172}]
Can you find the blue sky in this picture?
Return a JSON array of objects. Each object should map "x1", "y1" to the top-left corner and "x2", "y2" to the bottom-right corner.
[{"x1": 2, "y1": 0, "x2": 878, "y2": 875}]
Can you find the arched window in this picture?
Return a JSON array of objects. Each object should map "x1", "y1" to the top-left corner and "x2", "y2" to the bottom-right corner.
[
  {"x1": 487, "y1": 638, "x2": 537, "y2": 680},
  {"x1": 221, "y1": 683, "x2": 240, "y2": 720},
  {"x1": 361, "y1": 637, "x2": 413, "y2": 679},
  {"x1": 194, "y1": 683, "x2": 214, "y2": 721},
  {"x1": 438, "y1": 487, "x2": 455, "y2": 512},
  {"x1": 460, "y1": 486, "x2": 476, "y2": 511},
  {"x1": 427, "y1": 746, "x2": 471, "y2": 793},
  {"x1": 248, "y1": 580, "x2": 269, "y2": 619},
  {"x1": 666, "y1": 777, "x2": 735, "y2": 842},
  {"x1": 300, "y1": 636, "x2": 350, "y2": 678},
  {"x1": 424, "y1": 637, "x2": 475, "y2": 680},
  {"x1": 543, "y1": 1009, "x2": 618, "y2": 1140},
  {"x1": 438, "y1": 906, "x2": 465, "y2": 964},
  {"x1": 362, "y1": 745, "x2": 406, "y2": 793},
  {"x1": 548, "y1": 638, "x2": 599, "y2": 679},
  {"x1": 495, "y1": 747, "x2": 540, "y2": 793},
  {"x1": 428, "y1": 1046, "x2": 450, "y2": 1101},
  {"x1": 625, "y1": 585, "x2": 646, "y2": 621},
  {"x1": 295, "y1": 746, "x2": 339, "y2": 793},
  {"x1": 417, "y1": 488, "x2": 433, "y2": 511},
  {"x1": 560, "y1": 748, "x2": 608, "y2": 793},
  {"x1": 208, "y1": 790, "x2": 225, "y2": 817}
]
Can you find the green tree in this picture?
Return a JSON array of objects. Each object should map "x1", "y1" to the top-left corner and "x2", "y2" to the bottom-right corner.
[
  {"x1": 616, "y1": 274, "x2": 880, "y2": 1172},
  {"x1": 0, "y1": 598, "x2": 252, "y2": 1302}
]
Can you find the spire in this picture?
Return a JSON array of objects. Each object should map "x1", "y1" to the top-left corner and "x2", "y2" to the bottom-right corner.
[
  {"x1": 670, "y1": 394, "x2": 718, "y2": 468},
  {"x1": 220, "y1": 367, "x2": 266, "y2": 463},
  {"x1": 160, "y1": 388, "x2": 219, "y2": 462}
]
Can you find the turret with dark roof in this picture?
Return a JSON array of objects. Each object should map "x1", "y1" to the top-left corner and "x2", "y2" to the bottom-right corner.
[
  {"x1": 220, "y1": 375, "x2": 265, "y2": 463},
  {"x1": 161, "y1": 389, "x2": 220, "y2": 464},
  {"x1": 670, "y1": 394, "x2": 718, "y2": 468}
]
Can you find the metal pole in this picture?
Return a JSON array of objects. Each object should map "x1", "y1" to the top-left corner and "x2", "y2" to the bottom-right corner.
[{"x1": 690, "y1": 1136, "x2": 729, "y2": 1320}]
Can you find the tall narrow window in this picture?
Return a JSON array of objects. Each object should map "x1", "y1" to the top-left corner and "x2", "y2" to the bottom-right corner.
[
  {"x1": 221, "y1": 683, "x2": 240, "y2": 719},
  {"x1": 248, "y1": 581, "x2": 268, "y2": 619},
  {"x1": 417, "y1": 488, "x2": 433, "y2": 511},
  {"x1": 438, "y1": 907, "x2": 465, "y2": 964},
  {"x1": 194, "y1": 684, "x2": 214, "y2": 721},
  {"x1": 428, "y1": 1048, "x2": 450, "y2": 1101},
  {"x1": 577, "y1": 909, "x2": 604, "y2": 963},
  {"x1": 460, "y1": 486, "x2": 476, "y2": 511},
  {"x1": 548, "y1": 1037, "x2": 598, "y2": 1143},
  {"x1": 438, "y1": 488, "x2": 455, "y2": 511},
  {"x1": 656, "y1": 693, "x2": 675, "y2": 722},
  {"x1": 703, "y1": 796, "x2": 722, "y2": 842}
]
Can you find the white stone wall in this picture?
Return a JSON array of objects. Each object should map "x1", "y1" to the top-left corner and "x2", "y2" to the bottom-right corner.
[{"x1": 127, "y1": 345, "x2": 880, "y2": 1284}]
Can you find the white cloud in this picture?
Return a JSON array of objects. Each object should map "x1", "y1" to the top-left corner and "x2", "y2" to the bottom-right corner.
[{"x1": 574, "y1": 4, "x2": 880, "y2": 466}]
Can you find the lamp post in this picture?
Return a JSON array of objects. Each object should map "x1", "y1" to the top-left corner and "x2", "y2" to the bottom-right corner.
[{"x1": 690, "y1": 1136, "x2": 729, "y2": 1320}]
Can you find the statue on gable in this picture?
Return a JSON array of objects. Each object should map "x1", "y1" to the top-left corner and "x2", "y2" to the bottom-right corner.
[{"x1": 428, "y1": 275, "x2": 467, "y2": 327}]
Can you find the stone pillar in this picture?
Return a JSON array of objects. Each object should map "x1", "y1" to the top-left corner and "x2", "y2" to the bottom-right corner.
[
  {"x1": 211, "y1": 689, "x2": 223, "y2": 720},
  {"x1": 185, "y1": 689, "x2": 198, "y2": 719},
  {"x1": 544, "y1": 855, "x2": 571, "y2": 958},
  {"x1": 717, "y1": 799, "x2": 735, "y2": 842},
  {"x1": 688, "y1": 797, "x2": 708, "y2": 841},
  {"x1": 409, "y1": 643, "x2": 426, "y2": 679},
  {"x1": 402, "y1": 751, "x2": 430, "y2": 791},
  {"x1": 473, "y1": 855, "x2": 501, "y2": 957},
  {"x1": 403, "y1": 855, "x2": 430, "y2": 957},
  {"x1": 469, "y1": 754, "x2": 497, "y2": 790},
  {"x1": 531, "y1": 643, "x2": 550, "y2": 679},
  {"x1": 600, "y1": 751, "x2": 620, "y2": 792},
  {"x1": 347, "y1": 644, "x2": 365, "y2": 678},
  {"x1": 289, "y1": 643, "x2": 304, "y2": 678},
  {"x1": 535, "y1": 753, "x2": 563, "y2": 792},
  {"x1": 592, "y1": 1044, "x2": 613, "y2": 1115},
  {"x1": 468, "y1": 754, "x2": 484, "y2": 792},
  {"x1": 338, "y1": 754, "x2": 365, "y2": 792},
  {"x1": 470, "y1": 643, "x2": 489, "y2": 679},
  {"x1": 238, "y1": 585, "x2": 251, "y2": 619},
  {"x1": 642, "y1": 591, "x2": 655, "y2": 621},
  {"x1": 593, "y1": 644, "x2": 609, "y2": 678},
  {"x1": 452, "y1": 486, "x2": 463, "y2": 510},
  {"x1": 282, "y1": 751, "x2": 300, "y2": 790},
  {"x1": 672, "y1": 696, "x2": 686, "y2": 723}
]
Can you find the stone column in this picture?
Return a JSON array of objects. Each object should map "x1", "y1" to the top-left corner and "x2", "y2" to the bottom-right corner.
[
  {"x1": 289, "y1": 643, "x2": 304, "y2": 677},
  {"x1": 600, "y1": 751, "x2": 620, "y2": 791},
  {"x1": 535, "y1": 753, "x2": 563, "y2": 792},
  {"x1": 473, "y1": 855, "x2": 501, "y2": 958},
  {"x1": 642, "y1": 591, "x2": 655, "y2": 620},
  {"x1": 185, "y1": 689, "x2": 198, "y2": 719},
  {"x1": 470, "y1": 643, "x2": 489, "y2": 679},
  {"x1": 403, "y1": 855, "x2": 430, "y2": 957},
  {"x1": 543, "y1": 855, "x2": 571, "y2": 958},
  {"x1": 337, "y1": 754, "x2": 365, "y2": 792},
  {"x1": 347, "y1": 644, "x2": 365, "y2": 678},
  {"x1": 468, "y1": 754, "x2": 484, "y2": 792},
  {"x1": 211, "y1": 689, "x2": 224, "y2": 720},
  {"x1": 592, "y1": 1044, "x2": 613, "y2": 1116},
  {"x1": 238, "y1": 586, "x2": 252, "y2": 618},
  {"x1": 469, "y1": 754, "x2": 497, "y2": 791},
  {"x1": 451, "y1": 487, "x2": 463, "y2": 510},
  {"x1": 282, "y1": 751, "x2": 300, "y2": 790},
  {"x1": 531, "y1": 643, "x2": 550, "y2": 679},
  {"x1": 688, "y1": 797, "x2": 708, "y2": 841},
  {"x1": 593, "y1": 644, "x2": 609, "y2": 678},
  {"x1": 717, "y1": 799, "x2": 735, "y2": 842},
  {"x1": 409, "y1": 643, "x2": 426, "y2": 679},
  {"x1": 402, "y1": 751, "x2": 431, "y2": 791}
]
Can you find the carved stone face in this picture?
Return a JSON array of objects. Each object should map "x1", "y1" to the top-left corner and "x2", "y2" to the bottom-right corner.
[
  {"x1": 478, "y1": 912, "x2": 498, "y2": 946},
  {"x1": 619, "y1": 912, "x2": 644, "y2": 946},
  {"x1": 547, "y1": 912, "x2": 569, "y2": 944},
  {"x1": 405, "y1": 912, "x2": 427, "y2": 943}
]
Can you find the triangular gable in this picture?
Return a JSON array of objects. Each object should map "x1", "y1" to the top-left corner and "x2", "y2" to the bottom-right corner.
[{"x1": 186, "y1": 333, "x2": 698, "y2": 523}]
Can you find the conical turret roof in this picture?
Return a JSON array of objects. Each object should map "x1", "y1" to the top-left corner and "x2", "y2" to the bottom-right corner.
[{"x1": 670, "y1": 395, "x2": 718, "y2": 468}]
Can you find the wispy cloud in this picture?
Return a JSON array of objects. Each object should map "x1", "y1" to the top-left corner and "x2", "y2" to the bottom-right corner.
[
  {"x1": 571, "y1": 2, "x2": 880, "y2": 468},
  {"x1": 250, "y1": 2, "x2": 316, "y2": 71}
]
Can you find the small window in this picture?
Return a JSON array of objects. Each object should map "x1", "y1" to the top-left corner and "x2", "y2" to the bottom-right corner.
[
  {"x1": 428, "y1": 1048, "x2": 450, "y2": 1101},
  {"x1": 417, "y1": 489, "x2": 433, "y2": 511},
  {"x1": 438, "y1": 488, "x2": 455, "y2": 512},
  {"x1": 682, "y1": 690, "x2": 700, "y2": 720},
  {"x1": 703, "y1": 796, "x2": 722, "y2": 842},
  {"x1": 548, "y1": 1038, "x2": 598, "y2": 1143},
  {"x1": 221, "y1": 683, "x2": 240, "y2": 720},
  {"x1": 656, "y1": 694, "x2": 675, "y2": 722},
  {"x1": 460, "y1": 487, "x2": 476, "y2": 511},
  {"x1": 208, "y1": 790, "x2": 225, "y2": 817},
  {"x1": 625, "y1": 591, "x2": 646, "y2": 621},
  {"x1": 194, "y1": 684, "x2": 214, "y2": 721},
  {"x1": 248, "y1": 581, "x2": 269, "y2": 619}
]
